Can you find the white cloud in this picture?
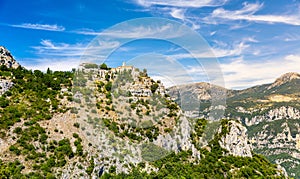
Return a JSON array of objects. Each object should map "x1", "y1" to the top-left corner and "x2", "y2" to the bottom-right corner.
[
  {"x1": 75, "y1": 23, "x2": 187, "y2": 39},
  {"x1": 213, "y1": 42, "x2": 249, "y2": 57},
  {"x1": 23, "y1": 40, "x2": 86, "y2": 71},
  {"x1": 285, "y1": 54, "x2": 300, "y2": 62},
  {"x1": 170, "y1": 8, "x2": 185, "y2": 20},
  {"x1": 23, "y1": 39, "x2": 121, "y2": 71},
  {"x1": 132, "y1": 0, "x2": 228, "y2": 30},
  {"x1": 135, "y1": 0, "x2": 227, "y2": 8},
  {"x1": 73, "y1": 28, "x2": 101, "y2": 35},
  {"x1": 207, "y1": 2, "x2": 300, "y2": 26},
  {"x1": 101, "y1": 24, "x2": 176, "y2": 38},
  {"x1": 168, "y1": 40, "x2": 249, "y2": 59},
  {"x1": 23, "y1": 58, "x2": 80, "y2": 72},
  {"x1": 183, "y1": 55, "x2": 300, "y2": 89},
  {"x1": 210, "y1": 31, "x2": 217, "y2": 36},
  {"x1": 280, "y1": 33, "x2": 300, "y2": 42},
  {"x1": 220, "y1": 55, "x2": 300, "y2": 89},
  {"x1": 12, "y1": 23, "x2": 65, "y2": 31},
  {"x1": 33, "y1": 39, "x2": 120, "y2": 57},
  {"x1": 33, "y1": 40, "x2": 87, "y2": 57}
]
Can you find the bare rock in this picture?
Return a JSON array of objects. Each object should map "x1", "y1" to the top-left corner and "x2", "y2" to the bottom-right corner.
[
  {"x1": 219, "y1": 120, "x2": 252, "y2": 157},
  {"x1": 0, "y1": 46, "x2": 19, "y2": 69}
]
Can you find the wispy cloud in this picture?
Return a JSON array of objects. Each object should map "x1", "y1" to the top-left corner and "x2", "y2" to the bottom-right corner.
[
  {"x1": 23, "y1": 39, "x2": 120, "y2": 71},
  {"x1": 170, "y1": 8, "x2": 185, "y2": 20},
  {"x1": 73, "y1": 28, "x2": 101, "y2": 35},
  {"x1": 11, "y1": 23, "x2": 65, "y2": 31},
  {"x1": 33, "y1": 39, "x2": 87, "y2": 57},
  {"x1": 23, "y1": 39, "x2": 85, "y2": 71},
  {"x1": 168, "y1": 8, "x2": 200, "y2": 29},
  {"x1": 206, "y1": 2, "x2": 300, "y2": 26},
  {"x1": 184, "y1": 55, "x2": 300, "y2": 89},
  {"x1": 75, "y1": 23, "x2": 186, "y2": 38},
  {"x1": 135, "y1": 0, "x2": 228, "y2": 8},
  {"x1": 23, "y1": 58, "x2": 80, "y2": 72},
  {"x1": 132, "y1": 0, "x2": 228, "y2": 30},
  {"x1": 168, "y1": 38, "x2": 251, "y2": 59},
  {"x1": 277, "y1": 33, "x2": 300, "y2": 42},
  {"x1": 220, "y1": 55, "x2": 300, "y2": 89}
]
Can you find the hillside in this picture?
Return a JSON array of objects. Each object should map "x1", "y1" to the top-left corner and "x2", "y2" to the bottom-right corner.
[
  {"x1": 168, "y1": 72, "x2": 300, "y2": 178},
  {"x1": 0, "y1": 46, "x2": 287, "y2": 178}
]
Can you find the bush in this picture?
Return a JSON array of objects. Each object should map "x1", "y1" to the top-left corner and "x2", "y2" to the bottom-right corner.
[
  {"x1": 73, "y1": 123, "x2": 80, "y2": 128},
  {"x1": 100, "y1": 63, "x2": 108, "y2": 70}
]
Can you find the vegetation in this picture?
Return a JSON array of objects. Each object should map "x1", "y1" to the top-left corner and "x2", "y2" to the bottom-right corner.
[
  {"x1": 0, "y1": 65, "x2": 79, "y2": 177},
  {"x1": 0, "y1": 63, "x2": 289, "y2": 178},
  {"x1": 84, "y1": 63, "x2": 98, "y2": 69},
  {"x1": 100, "y1": 63, "x2": 108, "y2": 70},
  {"x1": 106, "y1": 120, "x2": 284, "y2": 178},
  {"x1": 190, "y1": 118, "x2": 208, "y2": 149},
  {"x1": 0, "y1": 65, "x2": 72, "y2": 131}
]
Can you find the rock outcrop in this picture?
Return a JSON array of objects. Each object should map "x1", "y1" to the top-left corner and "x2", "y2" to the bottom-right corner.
[
  {"x1": 0, "y1": 46, "x2": 19, "y2": 69},
  {"x1": 268, "y1": 72, "x2": 300, "y2": 89},
  {"x1": 0, "y1": 79, "x2": 13, "y2": 95},
  {"x1": 154, "y1": 116, "x2": 201, "y2": 159},
  {"x1": 245, "y1": 106, "x2": 300, "y2": 126},
  {"x1": 219, "y1": 121, "x2": 252, "y2": 157}
]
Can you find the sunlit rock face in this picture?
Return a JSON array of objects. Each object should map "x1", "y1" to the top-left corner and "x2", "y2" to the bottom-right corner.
[
  {"x1": 0, "y1": 46, "x2": 20, "y2": 69},
  {"x1": 219, "y1": 120, "x2": 253, "y2": 157}
]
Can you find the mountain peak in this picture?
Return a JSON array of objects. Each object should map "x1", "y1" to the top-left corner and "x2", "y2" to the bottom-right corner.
[
  {"x1": 0, "y1": 46, "x2": 20, "y2": 69},
  {"x1": 268, "y1": 72, "x2": 300, "y2": 89}
]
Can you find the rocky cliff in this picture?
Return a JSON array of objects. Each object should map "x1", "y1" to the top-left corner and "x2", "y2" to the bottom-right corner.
[
  {"x1": 167, "y1": 72, "x2": 300, "y2": 178},
  {"x1": 218, "y1": 120, "x2": 252, "y2": 157},
  {"x1": 0, "y1": 46, "x2": 19, "y2": 69},
  {"x1": 245, "y1": 106, "x2": 300, "y2": 126},
  {"x1": 0, "y1": 46, "x2": 19, "y2": 95}
]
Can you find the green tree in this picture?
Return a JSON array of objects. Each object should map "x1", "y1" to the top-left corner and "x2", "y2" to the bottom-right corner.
[
  {"x1": 151, "y1": 83, "x2": 159, "y2": 93},
  {"x1": 100, "y1": 63, "x2": 108, "y2": 70}
]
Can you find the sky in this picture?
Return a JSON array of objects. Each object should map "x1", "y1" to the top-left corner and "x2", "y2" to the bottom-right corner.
[{"x1": 1, "y1": 0, "x2": 300, "y2": 89}]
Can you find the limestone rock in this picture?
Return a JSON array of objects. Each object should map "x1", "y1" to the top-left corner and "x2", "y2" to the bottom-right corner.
[
  {"x1": 0, "y1": 79, "x2": 13, "y2": 95},
  {"x1": 245, "y1": 106, "x2": 300, "y2": 126},
  {"x1": 219, "y1": 121, "x2": 252, "y2": 157},
  {"x1": 268, "y1": 72, "x2": 300, "y2": 89},
  {"x1": 0, "y1": 46, "x2": 19, "y2": 69},
  {"x1": 154, "y1": 116, "x2": 201, "y2": 159},
  {"x1": 276, "y1": 165, "x2": 289, "y2": 178}
]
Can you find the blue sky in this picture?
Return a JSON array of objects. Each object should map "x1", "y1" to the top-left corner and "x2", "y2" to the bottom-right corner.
[{"x1": 1, "y1": 0, "x2": 300, "y2": 89}]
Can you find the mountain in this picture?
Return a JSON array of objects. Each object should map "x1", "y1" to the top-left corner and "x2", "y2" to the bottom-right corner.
[
  {"x1": 0, "y1": 47, "x2": 287, "y2": 178},
  {"x1": 168, "y1": 72, "x2": 300, "y2": 178},
  {"x1": 167, "y1": 82, "x2": 229, "y2": 118},
  {"x1": 0, "y1": 46, "x2": 19, "y2": 69},
  {"x1": 268, "y1": 72, "x2": 300, "y2": 90}
]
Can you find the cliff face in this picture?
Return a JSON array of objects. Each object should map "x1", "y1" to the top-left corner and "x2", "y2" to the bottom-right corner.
[
  {"x1": 245, "y1": 106, "x2": 300, "y2": 126},
  {"x1": 218, "y1": 120, "x2": 252, "y2": 157},
  {"x1": 167, "y1": 72, "x2": 300, "y2": 178},
  {"x1": 0, "y1": 46, "x2": 19, "y2": 95}
]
